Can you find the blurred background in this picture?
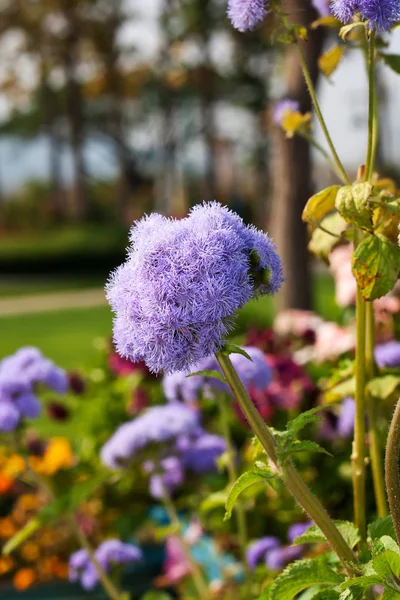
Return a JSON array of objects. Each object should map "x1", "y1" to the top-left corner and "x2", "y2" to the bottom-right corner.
[{"x1": 1, "y1": 0, "x2": 400, "y2": 369}]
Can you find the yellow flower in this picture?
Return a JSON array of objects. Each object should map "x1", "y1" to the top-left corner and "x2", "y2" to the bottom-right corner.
[
  {"x1": 13, "y1": 568, "x2": 36, "y2": 591},
  {"x1": 5, "y1": 454, "x2": 25, "y2": 477},
  {"x1": 31, "y1": 438, "x2": 74, "y2": 476}
]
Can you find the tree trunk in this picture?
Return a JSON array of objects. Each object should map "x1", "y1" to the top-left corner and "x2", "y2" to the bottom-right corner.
[{"x1": 270, "y1": 0, "x2": 325, "y2": 311}]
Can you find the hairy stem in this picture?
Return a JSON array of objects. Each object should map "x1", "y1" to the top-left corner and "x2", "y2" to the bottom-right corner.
[
  {"x1": 216, "y1": 352, "x2": 357, "y2": 573},
  {"x1": 365, "y1": 31, "x2": 377, "y2": 181},
  {"x1": 366, "y1": 301, "x2": 388, "y2": 518},
  {"x1": 385, "y1": 400, "x2": 400, "y2": 546},
  {"x1": 219, "y1": 394, "x2": 249, "y2": 574},
  {"x1": 160, "y1": 480, "x2": 209, "y2": 600}
]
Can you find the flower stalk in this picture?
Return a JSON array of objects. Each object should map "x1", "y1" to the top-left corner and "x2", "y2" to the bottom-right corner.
[
  {"x1": 216, "y1": 352, "x2": 357, "y2": 573},
  {"x1": 385, "y1": 399, "x2": 400, "y2": 546}
]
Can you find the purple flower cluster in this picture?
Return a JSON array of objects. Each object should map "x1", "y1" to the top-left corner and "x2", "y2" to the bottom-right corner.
[
  {"x1": 247, "y1": 522, "x2": 311, "y2": 570},
  {"x1": 331, "y1": 0, "x2": 400, "y2": 30},
  {"x1": 100, "y1": 404, "x2": 202, "y2": 469},
  {"x1": 0, "y1": 347, "x2": 68, "y2": 432},
  {"x1": 163, "y1": 346, "x2": 272, "y2": 403},
  {"x1": 273, "y1": 100, "x2": 300, "y2": 127},
  {"x1": 69, "y1": 539, "x2": 142, "y2": 591},
  {"x1": 227, "y1": 0, "x2": 269, "y2": 32},
  {"x1": 320, "y1": 397, "x2": 355, "y2": 440},
  {"x1": 375, "y1": 341, "x2": 400, "y2": 368},
  {"x1": 106, "y1": 202, "x2": 283, "y2": 375},
  {"x1": 313, "y1": 0, "x2": 332, "y2": 16}
]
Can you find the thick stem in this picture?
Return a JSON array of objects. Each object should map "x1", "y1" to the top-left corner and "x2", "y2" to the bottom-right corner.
[
  {"x1": 218, "y1": 395, "x2": 249, "y2": 573},
  {"x1": 353, "y1": 269, "x2": 367, "y2": 543},
  {"x1": 160, "y1": 480, "x2": 209, "y2": 600},
  {"x1": 366, "y1": 301, "x2": 388, "y2": 518},
  {"x1": 293, "y1": 40, "x2": 351, "y2": 186},
  {"x1": 365, "y1": 31, "x2": 377, "y2": 181},
  {"x1": 385, "y1": 400, "x2": 400, "y2": 546},
  {"x1": 216, "y1": 353, "x2": 357, "y2": 572}
]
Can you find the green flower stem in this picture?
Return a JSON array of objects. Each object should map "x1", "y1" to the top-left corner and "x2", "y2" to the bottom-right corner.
[
  {"x1": 218, "y1": 395, "x2": 249, "y2": 575},
  {"x1": 215, "y1": 352, "x2": 357, "y2": 573},
  {"x1": 366, "y1": 301, "x2": 388, "y2": 518},
  {"x1": 385, "y1": 399, "x2": 400, "y2": 546},
  {"x1": 160, "y1": 480, "x2": 210, "y2": 600},
  {"x1": 72, "y1": 519, "x2": 125, "y2": 600},
  {"x1": 293, "y1": 39, "x2": 351, "y2": 186},
  {"x1": 365, "y1": 30, "x2": 377, "y2": 181}
]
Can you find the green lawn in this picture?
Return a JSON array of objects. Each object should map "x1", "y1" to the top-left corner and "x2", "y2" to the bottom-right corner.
[{"x1": 0, "y1": 272, "x2": 339, "y2": 369}]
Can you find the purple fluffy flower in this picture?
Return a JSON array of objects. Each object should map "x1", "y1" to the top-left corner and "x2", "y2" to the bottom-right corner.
[
  {"x1": 177, "y1": 433, "x2": 227, "y2": 473},
  {"x1": 227, "y1": 0, "x2": 269, "y2": 31},
  {"x1": 69, "y1": 540, "x2": 142, "y2": 591},
  {"x1": 331, "y1": 0, "x2": 400, "y2": 30},
  {"x1": 100, "y1": 404, "x2": 201, "y2": 469},
  {"x1": 375, "y1": 341, "x2": 400, "y2": 368},
  {"x1": 106, "y1": 202, "x2": 283, "y2": 375},
  {"x1": 247, "y1": 537, "x2": 280, "y2": 569},
  {"x1": 273, "y1": 100, "x2": 300, "y2": 126},
  {"x1": 145, "y1": 457, "x2": 185, "y2": 499},
  {"x1": 312, "y1": 0, "x2": 331, "y2": 16},
  {"x1": 0, "y1": 347, "x2": 67, "y2": 432},
  {"x1": 163, "y1": 346, "x2": 272, "y2": 403}
]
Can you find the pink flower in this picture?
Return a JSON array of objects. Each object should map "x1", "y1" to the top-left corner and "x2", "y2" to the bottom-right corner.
[
  {"x1": 274, "y1": 310, "x2": 323, "y2": 340},
  {"x1": 329, "y1": 244, "x2": 356, "y2": 308},
  {"x1": 314, "y1": 322, "x2": 355, "y2": 362}
]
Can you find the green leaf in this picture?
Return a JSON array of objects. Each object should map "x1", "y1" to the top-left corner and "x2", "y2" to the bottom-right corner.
[
  {"x1": 324, "y1": 378, "x2": 355, "y2": 404},
  {"x1": 200, "y1": 491, "x2": 228, "y2": 515},
  {"x1": 224, "y1": 470, "x2": 273, "y2": 521},
  {"x1": 287, "y1": 440, "x2": 332, "y2": 457},
  {"x1": 352, "y1": 233, "x2": 400, "y2": 300},
  {"x1": 186, "y1": 369, "x2": 227, "y2": 384},
  {"x1": 220, "y1": 344, "x2": 253, "y2": 361},
  {"x1": 381, "y1": 53, "x2": 400, "y2": 74},
  {"x1": 258, "y1": 583, "x2": 273, "y2": 600},
  {"x1": 302, "y1": 186, "x2": 340, "y2": 226},
  {"x1": 339, "y1": 589, "x2": 365, "y2": 600},
  {"x1": 335, "y1": 183, "x2": 374, "y2": 230},
  {"x1": 366, "y1": 376, "x2": 400, "y2": 400},
  {"x1": 269, "y1": 559, "x2": 343, "y2": 600},
  {"x1": 287, "y1": 407, "x2": 324, "y2": 434},
  {"x1": 373, "y1": 550, "x2": 400, "y2": 578},
  {"x1": 293, "y1": 521, "x2": 360, "y2": 550},
  {"x1": 340, "y1": 575, "x2": 382, "y2": 591},
  {"x1": 310, "y1": 592, "x2": 340, "y2": 600},
  {"x1": 368, "y1": 516, "x2": 396, "y2": 541},
  {"x1": 308, "y1": 213, "x2": 347, "y2": 261},
  {"x1": 382, "y1": 589, "x2": 400, "y2": 600}
]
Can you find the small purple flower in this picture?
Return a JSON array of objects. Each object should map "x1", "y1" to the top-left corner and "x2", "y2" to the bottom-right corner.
[
  {"x1": 177, "y1": 433, "x2": 227, "y2": 473},
  {"x1": 375, "y1": 341, "x2": 400, "y2": 368},
  {"x1": 106, "y1": 202, "x2": 283, "y2": 375},
  {"x1": 312, "y1": 0, "x2": 331, "y2": 16},
  {"x1": 69, "y1": 540, "x2": 142, "y2": 591},
  {"x1": 247, "y1": 537, "x2": 280, "y2": 569},
  {"x1": 100, "y1": 405, "x2": 201, "y2": 469},
  {"x1": 273, "y1": 100, "x2": 300, "y2": 126},
  {"x1": 266, "y1": 545, "x2": 303, "y2": 570},
  {"x1": 331, "y1": 0, "x2": 400, "y2": 30},
  {"x1": 0, "y1": 402, "x2": 20, "y2": 432},
  {"x1": 287, "y1": 522, "x2": 312, "y2": 544},
  {"x1": 227, "y1": 0, "x2": 269, "y2": 32},
  {"x1": 330, "y1": 0, "x2": 362, "y2": 23},
  {"x1": 145, "y1": 457, "x2": 185, "y2": 499},
  {"x1": 337, "y1": 397, "x2": 355, "y2": 438}
]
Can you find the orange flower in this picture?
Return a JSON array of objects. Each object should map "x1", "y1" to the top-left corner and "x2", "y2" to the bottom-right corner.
[
  {"x1": 20, "y1": 542, "x2": 41, "y2": 562},
  {"x1": 0, "y1": 472, "x2": 13, "y2": 495},
  {"x1": 0, "y1": 556, "x2": 15, "y2": 575},
  {"x1": 31, "y1": 438, "x2": 74, "y2": 476},
  {"x1": 16, "y1": 493, "x2": 41, "y2": 512},
  {"x1": 13, "y1": 568, "x2": 36, "y2": 591},
  {"x1": 0, "y1": 517, "x2": 16, "y2": 538}
]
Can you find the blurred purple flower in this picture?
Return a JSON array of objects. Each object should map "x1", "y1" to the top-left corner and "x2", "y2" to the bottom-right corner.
[
  {"x1": 312, "y1": 0, "x2": 331, "y2": 16},
  {"x1": 177, "y1": 433, "x2": 227, "y2": 473},
  {"x1": 69, "y1": 540, "x2": 142, "y2": 591},
  {"x1": 100, "y1": 404, "x2": 201, "y2": 469},
  {"x1": 145, "y1": 457, "x2": 185, "y2": 499},
  {"x1": 247, "y1": 522, "x2": 311, "y2": 570},
  {"x1": 273, "y1": 100, "x2": 300, "y2": 126},
  {"x1": 331, "y1": 0, "x2": 400, "y2": 30},
  {"x1": 247, "y1": 537, "x2": 280, "y2": 569},
  {"x1": 266, "y1": 545, "x2": 304, "y2": 570},
  {"x1": 287, "y1": 522, "x2": 312, "y2": 544},
  {"x1": 227, "y1": 0, "x2": 269, "y2": 31},
  {"x1": 0, "y1": 402, "x2": 20, "y2": 432},
  {"x1": 375, "y1": 341, "x2": 400, "y2": 368},
  {"x1": 320, "y1": 397, "x2": 355, "y2": 440}
]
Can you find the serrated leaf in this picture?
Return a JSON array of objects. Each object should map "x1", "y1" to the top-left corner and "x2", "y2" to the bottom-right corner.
[
  {"x1": 319, "y1": 46, "x2": 345, "y2": 77},
  {"x1": 287, "y1": 407, "x2": 324, "y2": 434},
  {"x1": 366, "y1": 375, "x2": 400, "y2": 400},
  {"x1": 381, "y1": 53, "x2": 400, "y2": 74},
  {"x1": 340, "y1": 575, "x2": 382, "y2": 591},
  {"x1": 302, "y1": 186, "x2": 340, "y2": 227},
  {"x1": 353, "y1": 233, "x2": 400, "y2": 300},
  {"x1": 368, "y1": 516, "x2": 396, "y2": 541},
  {"x1": 287, "y1": 440, "x2": 332, "y2": 457},
  {"x1": 186, "y1": 369, "x2": 227, "y2": 384},
  {"x1": 269, "y1": 559, "x2": 343, "y2": 600},
  {"x1": 200, "y1": 491, "x2": 228, "y2": 515},
  {"x1": 379, "y1": 536, "x2": 400, "y2": 554},
  {"x1": 336, "y1": 183, "x2": 374, "y2": 230},
  {"x1": 224, "y1": 470, "x2": 272, "y2": 521},
  {"x1": 221, "y1": 344, "x2": 253, "y2": 361},
  {"x1": 373, "y1": 550, "x2": 400, "y2": 578},
  {"x1": 294, "y1": 521, "x2": 360, "y2": 550},
  {"x1": 308, "y1": 213, "x2": 347, "y2": 261},
  {"x1": 310, "y1": 592, "x2": 340, "y2": 600}
]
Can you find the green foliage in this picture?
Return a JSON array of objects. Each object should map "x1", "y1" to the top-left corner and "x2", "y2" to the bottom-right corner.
[
  {"x1": 366, "y1": 375, "x2": 400, "y2": 401},
  {"x1": 352, "y1": 233, "x2": 400, "y2": 300},
  {"x1": 335, "y1": 183, "x2": 374, "y2": 231},
  {"x1": 286, "y1": 408, "x2": 325, "y2": 434},
  {"x1": 293, "y1": 521, "x2": 360, "y2": 550},
  {"x1": 187, "y1": 370, "x2": 227, "y2": 384},
  {"x1": 302, "y1": 186, "x2": 340, "y2": 227},
  {"x1": 200, "y1": 490, "x2": 229, "y2": 515},
  {"x1": 221, "y1": 344, "x2": 253, "y2": 361},
  {"x1": 381, "y1": 53, "x2": 400, "y2": 74},
  {"x1": 368, "y1": 516, "x2": 396, "y2": 541},
  {"x1": 308, "y1": 213, "x2": 348, "y2": 261},
  {"x1": 266, "y1": 559, "x2": 343, "y2": 600},
  {"x1": 224, "y1": 466, "x2": 275, "y2": 520},
  {"x1": 309, "y1": 591, "x2": 340, "y2": 600}
]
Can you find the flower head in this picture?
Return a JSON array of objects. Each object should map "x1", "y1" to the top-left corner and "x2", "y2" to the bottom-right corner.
[
  {"x1": 331, "y1": 0, "x2": 400, "y2": 30},
  {"x1": 145, "y1": 457, "x2": 185, "y2": 499},
  {"x1": 100, "y1": 404, "x2": 201, "y2": 469},
  {"x1": 177, "y1": 433, "x2": 227, "y2": 473},
  {"x1": 375, "y1": 340, "x2": 400, "y2": 368},
  {"x1": 0, "y1": 348, "x2": 67, "y2": 432},
  {"x1": 273, "y1": 100, "x2": 300, "y2": 126},
  {"x1": 107, "y1": 203, "x2": 283, "y2": 374},
  {"x1": 69, "y1": 540, "x2": 142, "y2": 591},
  {"x1": 227, "y1": 0, "x2": 269, "y2": 31}
]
